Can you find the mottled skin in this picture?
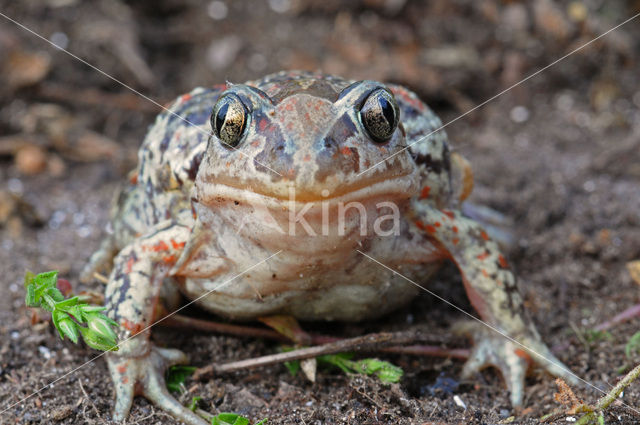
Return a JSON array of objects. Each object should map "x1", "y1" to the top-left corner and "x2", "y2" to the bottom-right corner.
[{"x1": 83, "y1": 71, "x2": 576, "y2": 424}]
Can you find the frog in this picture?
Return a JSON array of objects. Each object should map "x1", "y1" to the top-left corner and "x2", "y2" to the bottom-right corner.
[{"x1": 81, "y1": 70, "x2": 577, "y2": 424}]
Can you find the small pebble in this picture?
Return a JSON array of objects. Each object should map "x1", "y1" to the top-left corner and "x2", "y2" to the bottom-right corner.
[
  {"x1": 207, "y1": 1, "x2": 228, "y2": 20},
  {"x1": 51, "y1": 404, "x2": 73, "y2": 421},
  {"x1": 509, "y1": 105, "x2": 530, "y2": 123},
  {"x1": 453, "y1": 394, "x2": 466, "y2": 409},
  {"x1": 15, "y1": 145, "x2": 47, "y2": 175},
  {"x1": 38, "y1": 345, "x2": 52, "y2": 360}
]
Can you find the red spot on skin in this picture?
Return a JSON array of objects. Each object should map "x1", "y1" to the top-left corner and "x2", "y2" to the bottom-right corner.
[
  {"x1": 251, "y1": 140, "x2": 260, "y2": 147},
  {"x1": 443, "y1": 210, "x2": 455, "y2": 220},
  {"x1": 162, "y1": 255, "x2": 177, "y2": 264},
  {"x1": 480, "y1": 231, "x2": 490, "y2": 241},
  {"x1": 121, "y1": 377, "x2": 129, "y2": 384},
  {"x1": 434, "y1": 222, "x2": 441, "y2": 227},
  {"x1": 414, "y1": 220, "x2": 426, "y2": 231},
  {"x1": 180, "y1": 94, "x2": 192, "y2": 102},
  {"x1": 122, "y1": 320, "x2": 144, "y2": 335},
  {"x1": 151, "y1": 241, "x2": 169, "y2": 252},
  {"x1": 304, "y1": 112, "x2": 311, "y2": 121},
  {"x1": 285, "y1": 103, "x2": 294, "y2": 111},
  {"x1": 129, "y1": 174, "x2": 138, "y2": 185},
  {"x1": 452, "y1": 226, "x2": 458, "y2": 233},
  {"x1": 225, "y1": 161, "x2": 231, "y2": 168},
  {"x1": 477, "y1": 252, "x2": 489, "y2": 261},
  {"x1": 125, "y1": 256, "x2": 136, "y2": 273},
  {"x1": 286, "y1": 123, "x2": 294, "y2": 131},
  {"x1": 258, "y1": 118, "x2": 268, "y2": 131},
  {"x1": 481, "y1": 269, "x2": 489, "y2": 277},
  {"x1": 117, "y1": 365, "x2": 128, "y2": 374},
  {"x1": 425, "y1": 225, "x2": 437, "y2": 234},
  {"x1": 452, "y1": 238, "x2": 459, "y2": 245},
  {"x1": 303, "y1": 154, "x2": 311, "y2": 162},
  {"x1": 514, "y1": 349, "x2": 532, "y2": 362},
  {"x1": 419, "y1": 186, "x2": 431, "y2": 199},
  {"x1": 170, "y1": 239, "x2": 186, "y2": 250},
  {"x1": 498, "y1": 254, "x2": 509, "y2": 268},
  {"x1": 341, "y1": 146, "x2": 352, "y2": 156}
]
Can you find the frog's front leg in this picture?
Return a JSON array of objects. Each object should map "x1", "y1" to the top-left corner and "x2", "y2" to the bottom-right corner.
[
  {"x1": 104, "y1": 221, "x2": 207, "y2": 425},
  {"x1": 409, "y1": 201, "x2": 577, "y2": 406}
]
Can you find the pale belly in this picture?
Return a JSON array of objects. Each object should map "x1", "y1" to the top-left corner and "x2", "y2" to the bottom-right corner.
[{"x1": 179, "y1": 256, "x2": 441, "y2": 321}]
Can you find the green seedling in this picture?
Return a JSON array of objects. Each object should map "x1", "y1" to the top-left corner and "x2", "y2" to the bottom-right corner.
[
  {"x1": 166, "y1": 365, "x2": 197, "y2": 393},
  {"x1": 318, "y1": 353, "x2": 403, "y2": 383},
  {"x1": 211, "y1": 413, "x2": 267, "y2": 425},
  {"x1": 285, "y1": 350, "x2": 403, "y2": 384},
  {"x1": 189, "y1": 396, "x2": 202, "y2": 412},
  {"x1": 625, "y1": 331, "x2": 640, "y2": 360},
  {"x1": 584, "y1": 329, "x2": 613, "y2": 345},
  {"x1": 24, "y1": 270, "x2": 118, "y2": 351}
]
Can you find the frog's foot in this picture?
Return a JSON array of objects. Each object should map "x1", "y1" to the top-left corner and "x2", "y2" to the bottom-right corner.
[
  {"x1": 455, "y1": 322, "x2": 578, "y2": 407},
  {"x1": 107, "y1": 346, "x2": 207, "y2": 425}
]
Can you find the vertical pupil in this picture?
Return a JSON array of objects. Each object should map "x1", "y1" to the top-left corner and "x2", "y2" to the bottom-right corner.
[
  {"x1": 378, "y1": 96, "x2": 395, "y2": 129},
  {"x1": 215, "y1": 102, "x2": 229, "y2": 135}
]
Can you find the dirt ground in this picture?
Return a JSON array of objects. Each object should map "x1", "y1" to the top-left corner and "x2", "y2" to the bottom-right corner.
[{"x1": 1, "y1": 0, "x2": 640, "y2": 424}]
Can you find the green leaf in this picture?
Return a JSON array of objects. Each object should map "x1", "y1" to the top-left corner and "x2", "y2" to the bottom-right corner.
[
  {"x1": 54, "y1": 311, "x2": 79, "y2": 344},
  {"x1": 166, "y1": 365, "x2": 197, "y2": 393},
  {"x1": 211, "y1": 413, "x2": 250, "y2": 425},
  {"x1": 48, "y1": 287, "x2": 65, "y2": 302},
  {"x1": 25, "y1": 282, "x2": 39, "y2": 307},
  {"x1": 317, "y1": 354, "x2": 403, "y2": 384},
  {"x1": 189, "y1": 396, "x2": 202, "y2": 412},
  {"x1": 80, "y1": 305, "x2": 107, "y2": 313},
  {"x1": 24, "y1": 270, "x2": 35, "y2": 287},
  {"x1": 78, "y1": 326, "x2": 118, "y2": 351},
  {"x1": 55, "y1": 296, "x2": 80, "y2": 309},
  {"x1": 32, "y1": 270, "x2": 58, "y2": 288},
  {"x1": 25, "y1": 270, "x2": 120, "y2": 352},
  {"x1": 254, "y1": 419, "x2": 268, "y2": 425},
  {"x1": 284, "y1": 360, "x2": 300, "y2": 376},
  {"x1": 625, "y1": 332, "x2": 640, "y2": 359},
  {"x1": 86, "y1": 313, "x2": 118, "y2": 343}
]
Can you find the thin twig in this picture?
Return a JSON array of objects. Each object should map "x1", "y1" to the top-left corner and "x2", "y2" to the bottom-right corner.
[
  {"x1": 78, "y1": 379, "x2": 104, "y2": 423},
  {"x1": 594, "y1": 304, "x2": 640, "y2": 331},
  {"x1": 193, "y1": 332, "x2": 406, "y2": 380},
  {"x1": 92, "y1": 272, "x2": 109, "y2": 285},
  {"x1": 575, "y1": 363, "x2": 640, "y2": 425},
  {"x1": 162, "y1": 314, "x2": 291, "y2": 342}
]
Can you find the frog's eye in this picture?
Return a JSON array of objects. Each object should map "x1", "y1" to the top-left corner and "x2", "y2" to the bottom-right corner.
[
  {"x1": 211, "y1": 94, "x2": 248, "y2": 148},
  {"x1": 360, "y1": 88, "x2": 399, "y2": 143}
]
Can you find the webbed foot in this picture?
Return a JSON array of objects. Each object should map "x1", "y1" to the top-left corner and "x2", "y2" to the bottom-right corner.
[
  {"x1": 107, "y1": 346, "x2": 207, "y2": 425},
  {"x1": 455, "y1": 322, "x2": 579, "y2": 407}
]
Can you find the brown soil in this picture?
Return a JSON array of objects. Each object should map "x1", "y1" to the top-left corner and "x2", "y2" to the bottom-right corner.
[{"x1": 1, "y1": 1, "x2": 640, "y2": 424}]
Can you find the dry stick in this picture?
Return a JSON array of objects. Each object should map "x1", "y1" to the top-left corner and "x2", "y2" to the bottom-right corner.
[
  {"x1": 163, "y1": 313, "x2": 471, "y2": 359},
  {"x1": 193, "y1": 332, "x2": 403, "y2": 380},
  {"x1": 594, "y1": 304, "x2": 640, "y2": 331},
  {"x1": 574, "y1": 363, "x2": 640, "y2": 425}
]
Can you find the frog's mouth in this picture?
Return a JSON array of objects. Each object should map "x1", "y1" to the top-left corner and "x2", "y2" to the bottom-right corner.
[{"x1": 198, "y1": 172, "x2": 419, "y2": 207}]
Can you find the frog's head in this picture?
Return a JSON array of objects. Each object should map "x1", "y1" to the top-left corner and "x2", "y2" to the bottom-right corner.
[{"x1": 195, "y1": 72, "x2": 421, "y2": 248}]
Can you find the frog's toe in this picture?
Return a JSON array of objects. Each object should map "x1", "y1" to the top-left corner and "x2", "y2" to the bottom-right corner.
[
  {"x1": 456, "y1": 322, "x2": 576, "y2": 407},
  {"x1": 460, "y1": 333, "x2": 528, "y2": 406},
  {"x1": 107, "y1": 347, "x2": 207, "y2": 425}
]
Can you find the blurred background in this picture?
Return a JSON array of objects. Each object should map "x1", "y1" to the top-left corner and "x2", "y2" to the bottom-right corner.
[{"x1": 1, "y1": 1, "x2": 640, "y2": 423}]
